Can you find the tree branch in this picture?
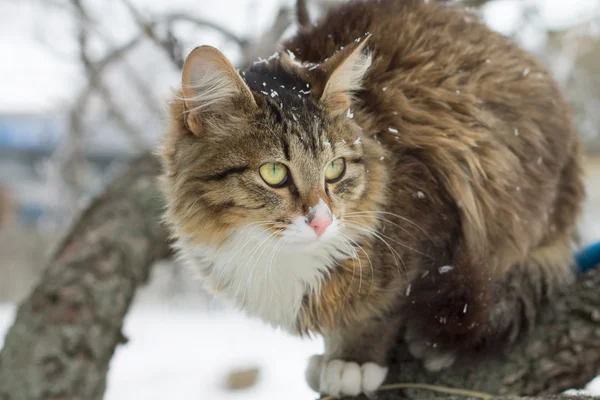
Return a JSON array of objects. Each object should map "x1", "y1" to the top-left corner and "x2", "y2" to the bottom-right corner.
[
  {"x1": 0, "y1": 154, "x2": 171, "y2": 399},
  {"x1": 297, "y1": 0, "x2": 311, "y2": 28},
  {"x1": 336, "y1": 267, "x2": 600, "y2": 400},
  {"x1": 162, "y1": 13, "x2": 249, "y2": 47}
]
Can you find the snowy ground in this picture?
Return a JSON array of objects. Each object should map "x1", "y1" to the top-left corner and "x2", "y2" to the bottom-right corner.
[{"x1": 0, "y1": 302, "x2": 324, "y2": 400}]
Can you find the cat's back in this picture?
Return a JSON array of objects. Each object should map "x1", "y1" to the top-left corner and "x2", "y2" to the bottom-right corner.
[
  {"x1": 285, "y1": 0, "x2": 575, "y2": 160},
  {"x1": 285, "y1": 0, "x2": 583, "y2": 266},
  {"x1": 285, "y1": 0, "x2": 577, "y2": 175}
]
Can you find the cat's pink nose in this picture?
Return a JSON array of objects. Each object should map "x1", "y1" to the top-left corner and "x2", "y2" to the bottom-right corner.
[{"x1": 309, "y1": 217, "x2": 332, "y2": 236}]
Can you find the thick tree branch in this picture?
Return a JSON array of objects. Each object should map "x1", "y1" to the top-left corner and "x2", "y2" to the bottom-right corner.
[
  {"x1": 336, "y1": 268, "x2": 600, "y2": 400},
  {"x1": 297, "y1": 0, "x2": 311, "y2": 28},
  {"x1": 0, "y1": 154, "x2": 170, "y2": 399}
]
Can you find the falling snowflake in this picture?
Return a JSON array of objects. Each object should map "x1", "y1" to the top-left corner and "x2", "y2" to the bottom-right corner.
[
  {"x1": 438, "y1": 265, "x2": 454, "y2": 274},
  {"x1": 353, "y1": 137, "x2": 362, "y2": 145},
  {"x1": 346, "y1": 109, "x2": 354, "y2": 119},
  {"x1": 388, "y1": 127, "x2": 399, "y2": 133}
]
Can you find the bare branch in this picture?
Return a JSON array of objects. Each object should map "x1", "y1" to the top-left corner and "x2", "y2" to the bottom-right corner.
[
  {"x1": 95, "y1": 35, "x2": 144, "y2": 69},
  {"x1": 296, "y1": 0, "x2": 311, "y2": 28},
  {"x1": 119, "y1": 0, "x2": 184, "y2": 68},
  {"x1": 241, "y1": 7, "x2": 292, "y2": 68},
  {"x1": 162, "y1": 13, "x2": 249, "y2": 47}
]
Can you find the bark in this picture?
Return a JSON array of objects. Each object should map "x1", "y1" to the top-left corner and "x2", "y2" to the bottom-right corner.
[
  {"x1": 0, "y1": 154, "x2": 171, "y2": 400},
  {"x1": 340, "y1": 267, "x2": 600, "y2": 400}
]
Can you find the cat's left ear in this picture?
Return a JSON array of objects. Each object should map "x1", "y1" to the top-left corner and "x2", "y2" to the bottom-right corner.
[
  {"x1": 180, "y1": 46, "x2": 256, "y2": 136},
  {"x1": 318, "y1": 35, "x2": 372, "y2": 116}
]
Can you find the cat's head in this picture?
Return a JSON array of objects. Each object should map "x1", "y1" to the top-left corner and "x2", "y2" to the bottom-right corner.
[{"x1": 159, "y1": 37, "x2": 387, "y2": 256}]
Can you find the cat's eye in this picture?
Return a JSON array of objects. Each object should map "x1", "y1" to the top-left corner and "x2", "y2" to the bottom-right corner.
[
  {"x1": 259, "y1": 162, "x2": 288, "y2": 187},
  {"x1": 324, "y1": 158, "x2": 346, "y2": 183}
]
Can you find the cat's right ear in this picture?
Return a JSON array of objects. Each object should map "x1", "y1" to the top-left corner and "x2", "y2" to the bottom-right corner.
[{"x1": 181, "y1": 46, "x2": 256, "y2": 136}]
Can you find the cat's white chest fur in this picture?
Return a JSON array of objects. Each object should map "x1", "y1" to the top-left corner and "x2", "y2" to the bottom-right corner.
[{"x1": 176, "y1": 225, "x2": 352, "y2": 331}]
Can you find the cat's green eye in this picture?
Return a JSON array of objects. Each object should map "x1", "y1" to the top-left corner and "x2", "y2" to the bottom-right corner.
[
  {"x1": 259, "y1": 162, "x2": 288, "y2": 187},
  {"x1": 324, "y1": 158, "x2": 346, "y2": 183}
]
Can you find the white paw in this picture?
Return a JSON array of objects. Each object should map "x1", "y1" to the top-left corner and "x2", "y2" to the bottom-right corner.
[{"x1": 305, "y1": 354, "x2": 388, "y2": 397}]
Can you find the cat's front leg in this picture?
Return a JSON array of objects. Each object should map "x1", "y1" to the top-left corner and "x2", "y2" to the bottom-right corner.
[{"x1": 305, "y1": 317, "x2": 400, "y2": 398}]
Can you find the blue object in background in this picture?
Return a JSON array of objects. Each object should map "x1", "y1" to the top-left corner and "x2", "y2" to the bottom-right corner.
[
  {"x1": 0, "y1": 114, "x2": 61, "y2": 152},
  {"x1": 575, "y1": 241, "x2": 600, "y2": 273}
]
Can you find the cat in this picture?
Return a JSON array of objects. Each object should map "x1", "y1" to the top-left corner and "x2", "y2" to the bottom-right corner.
[{"x1": 158, "y1": 0, "x2": 585, "y2": 397}]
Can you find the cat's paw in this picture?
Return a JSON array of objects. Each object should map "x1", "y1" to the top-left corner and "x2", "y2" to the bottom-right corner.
[
  {"x1": 305, "y1": 354, "x2": 387, "y2": 397},
  {"x1": 404, "y1": 326, "x2": 456, "y2": 372}
]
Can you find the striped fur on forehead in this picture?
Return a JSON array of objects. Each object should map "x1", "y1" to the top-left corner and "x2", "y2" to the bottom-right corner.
[{"x1": 243, "y1": 60, "x2": 332, "y2": 156}]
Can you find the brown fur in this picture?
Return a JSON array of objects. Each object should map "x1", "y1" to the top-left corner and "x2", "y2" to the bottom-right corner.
[{"x1": 159, "y1": 0, "x2": 585, "y2": 386}]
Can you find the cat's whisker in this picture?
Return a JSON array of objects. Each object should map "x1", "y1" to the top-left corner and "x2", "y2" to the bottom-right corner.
[
  {"x1": 234, "y1": 229, "x2": 282, "y2": 304},
  {"x1": 341, "y1": 211, "x2": 434, "y2": 243},
  {"x1": 242, "y1": 230, "x2": 282, "y2": 306},
  {"x1": 342, "y1": 218, "x2": 426, "y2": 257},
  {"x1": 342, "y1": 221, "x2": 408, "y2": 278},
  {"x1": 216, "y1": 223, "x2": 278, "y2": 290},
  {"x1": 342, "y1": 214, "x2": 417, "y2": 240},
  {"x1": 340, "y1": 232, "x2": 374, "y2": 296},
  {"x1": 266, "y1": 237, "x2": 287, "y2": 299},
  {"x1": 342, "y1": 219, "x2": 405, "y2": 266},
  {"x1": 337, "y1": 236, "x2": 358, "y2": 301},
  {"x1": 339, "y1": 233, "x2": 363, "y2": 292}
]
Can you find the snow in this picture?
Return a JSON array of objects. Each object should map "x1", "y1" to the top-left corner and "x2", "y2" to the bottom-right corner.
[
  {"x1": 0, "y1": 302, "x2": 323, "y2": 400},
  {"x1": 438, "y1": 265, "x2": 454, "y2": 274}
]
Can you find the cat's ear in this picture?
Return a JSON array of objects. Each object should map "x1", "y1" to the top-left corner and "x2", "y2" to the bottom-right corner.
[
  {"x1": 181, "y1": 46, "x2": 256, "y2": 136},
  {"x1": 318, "y1": 36, "x2": 372, "y2": 115}
]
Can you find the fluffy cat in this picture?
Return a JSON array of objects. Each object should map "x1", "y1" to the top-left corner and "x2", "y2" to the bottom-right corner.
[{"x1": 158, "y1": 0, "x2": 585, "y2": 397}]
